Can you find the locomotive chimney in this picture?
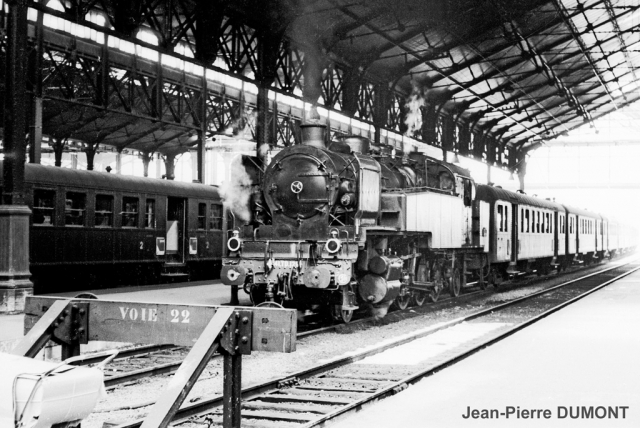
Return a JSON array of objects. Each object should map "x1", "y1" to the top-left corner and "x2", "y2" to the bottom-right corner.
[{"x1": 300, "y1": 123, "x2": 327, "y2": 149}]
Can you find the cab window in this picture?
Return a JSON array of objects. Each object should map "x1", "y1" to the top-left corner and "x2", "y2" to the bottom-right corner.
[{"x1": 463, "y1": 179, "x2": 473, "y2": 206}]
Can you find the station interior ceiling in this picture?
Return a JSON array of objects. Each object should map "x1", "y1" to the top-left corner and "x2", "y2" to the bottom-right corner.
[
  {"x1": 2, "y1": 0, "x2": 640, "y2": 166},
  {"x1": 279, "y1": 0, "x2": 640, "y2": 146}
]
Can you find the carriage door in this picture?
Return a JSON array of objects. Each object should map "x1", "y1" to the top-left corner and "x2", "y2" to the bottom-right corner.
[
  {"x1": 167, "y1": 197, "x2": 186, "y2": 262},
  {"x1": 511, "y1": 204, "x2": 518, "y2": 262},
  {"x1": 496, "y1": 202, "x2": 510, "y2": 261}
]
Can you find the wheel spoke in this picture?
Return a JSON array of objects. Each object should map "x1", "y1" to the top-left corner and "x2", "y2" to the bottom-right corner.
[{"x1": 412, "y1": 291, "x2": 428, "y2": 306}]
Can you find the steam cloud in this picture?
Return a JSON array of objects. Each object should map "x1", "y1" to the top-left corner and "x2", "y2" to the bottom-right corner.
[
  {"x1": 224, "y1": 108, "x2": 257, "y2": 138},
  {"x1": 404, "y1": 82, "x2": 425, "y2": 138},
  {"x1": 220, "y1": 155, "x2": 253, "y2": 223}
]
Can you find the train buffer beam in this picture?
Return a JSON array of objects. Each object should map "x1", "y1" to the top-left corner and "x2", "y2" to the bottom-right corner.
[{"x1": 12, "y1": 296, "x2": 298, "y2": 428}]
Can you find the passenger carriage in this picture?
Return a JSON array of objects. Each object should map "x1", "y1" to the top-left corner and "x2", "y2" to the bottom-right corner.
[
  {"x1": 474, "y1": 185, "x2": 563, "y2": 282},
  {"x1": 0, "y1": 164, "x2": 225, "y2": 293},
  {"x1": 562, "y1": 205, "x2": 599, "y2": 265}
]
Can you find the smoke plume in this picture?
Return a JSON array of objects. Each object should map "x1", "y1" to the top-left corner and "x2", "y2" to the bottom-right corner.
[
  {"x1": 219, "y1": 155, "x2": 253, "y2": 223},
  {"x1": 404, "y1": 82, "x2": 425, "y2": 138}
]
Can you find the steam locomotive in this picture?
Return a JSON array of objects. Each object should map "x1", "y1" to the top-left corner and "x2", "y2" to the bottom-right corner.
[{"x1": 220, "y1": 124, "x2": 635, "y2": 321}]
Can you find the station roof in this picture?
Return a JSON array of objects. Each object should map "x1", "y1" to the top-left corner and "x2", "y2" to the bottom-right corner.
[
  {"x1": 280, "y1": 0, "x2": 640, "y2": 152},
  {"x1": 5, "y1": 0, "x2": 640, "y2": 159}
]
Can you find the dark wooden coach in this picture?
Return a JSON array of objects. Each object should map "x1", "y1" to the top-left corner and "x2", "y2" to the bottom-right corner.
[{"x1": 0, "y1": 163, "x2": 224, "y2": 293}]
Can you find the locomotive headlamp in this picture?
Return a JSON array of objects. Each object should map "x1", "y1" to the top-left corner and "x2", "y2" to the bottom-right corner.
[
  {"x1": 227, "y1": 230, "x2": 242, "y2": 252},
  {"x1": 325, "y1": 238, "x2": 342, "y2": 254},
  {"x1": 340, "y1": 192, "x2": 356, "y2": 207}
]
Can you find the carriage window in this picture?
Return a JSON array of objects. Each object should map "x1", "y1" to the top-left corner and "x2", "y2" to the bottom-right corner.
[
  {"x1": 197, "y1": 203, "x2": 206, "y2": 230},
  {"x1": 122, "y1": 197, "x2": 139, "y2": 228},
  {"x1": 65, "y1": 192, "x2": 86, "y2": 226},
  {"x1": 521, "y1": 208, "x2": 524, "y2": 233},
  {"x1": 544, "y1": 213, "x2": 547, "y2": 233},
  {"x1": 498, "y1": 205, "x2": 503, "y2": 232},
  {"x1": 505, "y1": 206, "x2": 509, "y2": 232},
  {"x1": 546, "y1": 213, "x2": 550, "y2": 233},
  {"x1": 536, "y1": 211, "x2": 540, "y2": 233},
  {"x1": 210, "y1": 204, "x2": 222, "y2": 230},
  {"x1": 33, "y1": 189, "x2": 55, "y2": 226},
  {"x1": 525, "y1": 209, "x2": 530, "y2": 233},
  {"x1": 95, "y1": 195, "x2": 113, "y2": 227},
  {"x1": 144, "y1": 199, "x2": 156, "y2": 228}
]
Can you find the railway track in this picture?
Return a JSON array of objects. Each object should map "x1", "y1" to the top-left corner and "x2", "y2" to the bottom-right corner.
[
  {"x1": 78, "y1": 287, "x2": 484, "y2": 389},
  {"x1": 107, "y1": 257, "x2": 639, "y2": 428},
  {"x1": 80, "y1": 259, "x2": 619, "y2": 389}
]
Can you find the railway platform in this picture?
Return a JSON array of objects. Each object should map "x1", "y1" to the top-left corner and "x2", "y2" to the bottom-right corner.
[
  {"x1": 330, "y1": 267, "x2": 640, "y2": 428},
  {"x1": 0, "y1": 279, "x2": 249, "y2": 353}
]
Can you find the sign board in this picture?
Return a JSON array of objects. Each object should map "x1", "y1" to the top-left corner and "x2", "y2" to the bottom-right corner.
[{"x1": 24, "y1": 297, "x2": 296, "y2": 353}]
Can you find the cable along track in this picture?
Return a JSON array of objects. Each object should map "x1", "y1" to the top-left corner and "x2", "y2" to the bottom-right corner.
[{"x1": 109, "y1": 259, "x2": 639, "y2": 428}]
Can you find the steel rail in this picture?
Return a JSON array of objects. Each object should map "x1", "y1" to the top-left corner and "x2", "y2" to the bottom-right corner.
[
  {"x1": 109, "y1": 257, "x2": 638, "y2": 428},
  {"x1": 304, "y1": 261, "x2": 640, "y2": 427},
  {"x1": 74, "y1": 344, "x2": 178, "y2": 366},
  {"x1": 98, "y1": 289, "x2": 485, "y2": 388}
]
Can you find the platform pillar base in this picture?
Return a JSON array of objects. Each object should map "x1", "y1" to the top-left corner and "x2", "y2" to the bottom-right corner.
[
  {"x1": 0, "y1": 205, "x2": 33, "y2": 313},
  {"x1": 0, "y1": 287, "x2": 32, "y2": 313}
]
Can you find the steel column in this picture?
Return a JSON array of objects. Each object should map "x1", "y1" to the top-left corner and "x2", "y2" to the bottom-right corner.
[
  {"x1": 2, "y1": 0, "x2": 29, "y2": 205},
  {"x1": 163, "y1": 153, "x2": 177, "y2": 180},
  {"x1": 140, "y1": 151, "x2": 153, "y2": 177},
  {"x1": 341, "y1": 67, "x2": 360, "y2": 117},
  {"x1": 0, "y1": 0, "x2": 33, "y2": 313},
  {"x1": 222, "y1": 351, "x2": 242, "y2": 428},
  {"x1": 27, "y1": 8, "x2": 44, "y2": 164}
]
